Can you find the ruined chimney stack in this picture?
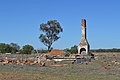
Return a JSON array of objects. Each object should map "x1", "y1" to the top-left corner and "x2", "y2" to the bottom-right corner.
[
  {"x1": 78, "y1": 19, "x2": 90, "y2": 54},
  {"x1": 82, "y1": 19, "x2": 86, "y2": 27},
  {"x1": 81, "y1": 19, "x2": 86, "y2": 39}
]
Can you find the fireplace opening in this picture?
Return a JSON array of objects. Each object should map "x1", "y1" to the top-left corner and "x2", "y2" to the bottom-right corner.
[{"x1": 80, "y1": 48, "x2": 86, "y2": 54}]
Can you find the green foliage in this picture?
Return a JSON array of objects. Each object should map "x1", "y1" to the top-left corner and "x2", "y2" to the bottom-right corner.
[
  {"x1": 0, "y1": 43, "x2": 20, "y2": 53},
  {"x1": 20, "y1": 45, "x2": 34, "y2": 54},
  {"x1": 64, "y1": 45, "x2": 78, "y2": 54},
  {"x1": 31, "y1": 50, "x2": 37, "y2": 54},
  {"x1": 0, "y1": 43, "x2": 11, "y2": 53},
  {"x1": 63, "y1": 52, "x2": 70, "y2": 57},
  {"x1": 70, "y1": 45, "x2": 78, "y2": 53},
  {"x1": 39, "y1": 20, "x2": 63, "y2": 52},
  {"x1": 10, "y1": 43, "x2": 20, "y2": 53}
]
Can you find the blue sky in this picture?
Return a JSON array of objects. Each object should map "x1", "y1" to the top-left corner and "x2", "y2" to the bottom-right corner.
[{"x1": 0, "y1": 0, "x2": 120, "y2": 49}]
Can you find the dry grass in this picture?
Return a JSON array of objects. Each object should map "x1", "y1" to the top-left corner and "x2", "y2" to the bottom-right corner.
[{"x1": 0, "y1": 52, "x2": 120, "y2": 80}]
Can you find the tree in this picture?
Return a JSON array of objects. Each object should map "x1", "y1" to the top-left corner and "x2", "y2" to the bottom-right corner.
[
  {"x1": 10, "y1": 43, "x2": 20, "y2": 53},
  {"x1": 0, "y1": 43, "x2": 12, "y2": 53},
  {"x1": 0, "y1": 43, "x2": 6, "y2": 53},
  {"x1": 21, "y1": 45, "x2": 34, "y2": 54},
  {"x1": 70, "y1": 45, "x2": 78, "y2": 54},
  {"x1": 64, "y1": 45, "x2": 78, "y2": 54},
  {"x1": 39, "y1": 20, "x2": 63, "y2": 52},
  {"x1": 64, "y1": 48, "x2": 71, "y2": 57}
]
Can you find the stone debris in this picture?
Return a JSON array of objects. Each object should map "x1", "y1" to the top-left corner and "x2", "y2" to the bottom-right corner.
[
  {"x1": 0, "y1": 55, "x2": 47, "y2": 66},
  {"x1": 111, "y1": 60, "x2": 120, "y2": 65},
  {"x1": 0, "y1": 53, "x2": 95, "y2": 67}
]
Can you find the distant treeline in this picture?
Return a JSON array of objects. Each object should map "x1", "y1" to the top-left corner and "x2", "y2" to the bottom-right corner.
[
  {"x1": 0, "y1": 43, "x2": 37, "y2": 54},
  {"x1": 0, "y1": 43, "x2": 48, "y2": 54},
  {"x1": 90, "y1": 48, "x2": 120, "y2": 52},
  {"x1": 64, "y1": 45, "x2": 120, "y2": 53},
  {"x1": 1, "y1": 43, "x2": 120, "y2": 54}
]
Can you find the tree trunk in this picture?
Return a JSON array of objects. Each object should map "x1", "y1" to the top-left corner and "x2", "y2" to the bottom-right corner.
[{"x1": 48, "y1": 46, "x2": 51, "y2": 52}]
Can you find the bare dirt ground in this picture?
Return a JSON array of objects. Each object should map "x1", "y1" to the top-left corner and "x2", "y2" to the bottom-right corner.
[{"x1": 0, "y1": 52, "x2": 120, "y2": 80}]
